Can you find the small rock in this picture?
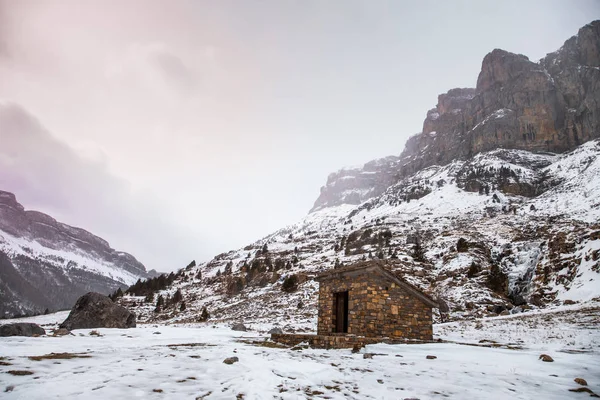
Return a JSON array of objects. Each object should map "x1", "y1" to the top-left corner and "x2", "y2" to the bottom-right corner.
[
  {"x1": 5, "y1": 386, "x2": 14, "y2": 393},
  {"x1": 499, "y1": 310, "x2": 510, "y2": 316},
  {"x1": 363, "y1": 353, "x2": 374, "y2": 359},
  {"x1": 153, "y1": 331, "x2": 162, "y2": 335},
  {"x1": 351, "y1": 343, "x2": 363, "y2": 354},
  {"x1": 153, "y1": 389, "x2": 163, "y2": 393},
  {"x1": 0, "y1": 323, "x2": 45, "y2": 337},
  {"x1": 426, "y1": 355, "x2": 437, "y2": 360},
  {"x1": 574, "y1": 378, "x2": 588, "y2": 386},
  {"x1": 231, "y1": 323, "x2": 247, "y2": 332},
  {"x1": 52, "y1": 328, "x2": 72, "y2": 337},
  {"x1": 563, "y1": 299, "x2": 577, "y2": 305},
  {"x1": 539, "y1": 354, "x2": 554, "y2": 362},
  {"x1": 268, "y1": 327, "x2": 283, "y2": 335},
  {"x1": 223, "y1": 356, "x2": 239, "y2": 365}
]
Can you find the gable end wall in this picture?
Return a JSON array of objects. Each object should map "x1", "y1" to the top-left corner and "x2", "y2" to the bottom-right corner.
[{"x1": 317, "y1": 273, "x2": 432, "y2": 340}]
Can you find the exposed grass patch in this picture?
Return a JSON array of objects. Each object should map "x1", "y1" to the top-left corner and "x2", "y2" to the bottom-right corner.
[
  {"x1": 166, "y1": 343, "x2": 215, "y2": 349},
  {"x1": 7, "y1": 370, "x2": 34, "y2": 376},
  {"x1": 28, "y1": 352, "x2": 91, "y2": 361},
  {"x1": 237, "y1": 339, "x2": 288, "y2": 349}
]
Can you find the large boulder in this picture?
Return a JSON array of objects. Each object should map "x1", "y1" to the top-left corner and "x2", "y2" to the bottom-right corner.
[
  {"x1": 0, "y1": 322, "x2": 45, "y2": 337},
  {"x1": 60, "y1": 292, "x2": 136, "y2": 330}
]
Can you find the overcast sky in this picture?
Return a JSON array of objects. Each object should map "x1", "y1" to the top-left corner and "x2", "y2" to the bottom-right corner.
[{"x1": 0, "y1": 1, "x2": 598, "y2": 271}]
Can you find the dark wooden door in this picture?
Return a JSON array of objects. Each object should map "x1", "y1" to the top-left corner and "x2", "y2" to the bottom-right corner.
[{"x1": 334, "y1": 291, "x2": 349, "y2": 333}]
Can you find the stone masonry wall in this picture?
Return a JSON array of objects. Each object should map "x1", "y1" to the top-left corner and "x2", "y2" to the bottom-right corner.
[{"x1": 317, "y1": 273, "x2": 432, "y2": 341}]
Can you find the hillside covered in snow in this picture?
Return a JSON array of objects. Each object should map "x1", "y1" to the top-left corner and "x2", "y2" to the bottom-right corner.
[
  {"x1": 118, "y1": 21, "x2": 600, "y2": 327},
  {"x1": 0, "y1": 191, "x2": 152, "y2": 318}
]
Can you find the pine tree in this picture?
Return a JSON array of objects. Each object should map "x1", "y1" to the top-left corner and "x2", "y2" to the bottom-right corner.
[
  {"x1": 199, "y1": 306, "x2": 210, "y2": 322},
  {"x1": 154, "y1": 295, "x2": 164, "y2": 313},
  {"x1": 173, "y1": 288, "x2": 183, "y2": 303}
]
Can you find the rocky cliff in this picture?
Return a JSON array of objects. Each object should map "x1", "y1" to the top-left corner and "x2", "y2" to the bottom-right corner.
[
  {"x1": 0, "y1": 190, "x2": 149, "y2": 318},
  {"x1": 313, "y1": 20, "x2": 600, "y2": 211}
]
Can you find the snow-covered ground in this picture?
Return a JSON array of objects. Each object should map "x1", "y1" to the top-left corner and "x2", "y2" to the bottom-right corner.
[{"x1": 1, "y1": 307, "x2": 598, "y2": 399}]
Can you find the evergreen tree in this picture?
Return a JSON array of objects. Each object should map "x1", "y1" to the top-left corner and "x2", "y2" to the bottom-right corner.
[{"x1": 199, "y1": 306, "x2": 210, "y2": 322}]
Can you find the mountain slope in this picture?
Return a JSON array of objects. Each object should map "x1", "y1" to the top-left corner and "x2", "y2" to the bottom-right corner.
[
  {"x1": 0, "y1": 190, "x2": 150, "y2": 318},
  {"x1": 120, "y1": 21, "x2": 600, "y2": 327}
]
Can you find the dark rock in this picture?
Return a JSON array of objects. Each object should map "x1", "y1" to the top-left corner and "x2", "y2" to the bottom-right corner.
[
  {"x1": 231, "y1": 323, "x2": 247, "y2": 332},
  {"x1": 268, "y1": 327, "x2": 283, "y2": 335},
  {"x1": 575, "y1": 378, "x2": 588, "y2": 386},
  {"x1": 0, "y1": 322, "x2": 45, "y2": 337},
  {"x1": 456, "y1": 238, "x2": 469, "y2": 253},
  {"x1": 539, "y1": 354, "x2": 554, "y2": 362},
  {"x1": 363, "y1": 353, "x2": 374, "y2": 359},
  {"x1": 426, "y1": 355, "x2": 437, "y2": 360},
  {"x1": 60, "y1": 292, "x2": 136, "y2": 330},
  {"x1": 52, "y1": 328, "x2": 72, "y2": 337},
  {"x1": 223, "y1": 356, "x2": 239, "y2": 365}
]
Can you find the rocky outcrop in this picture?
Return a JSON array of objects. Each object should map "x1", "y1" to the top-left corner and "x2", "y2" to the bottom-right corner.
[
  {"x1": 60, "y1": 292, "x2": 136, "y2": 330},
  {"x1": 311, "y1": 21, "x2": 600, "y2": 212},
  {"x1": 310, "y1": 156, "x2": 400, "y2": 212},
  {"x1": 0, "y1": 322, "x2": 45, "y2": 337},
  {"x1": 401, "y1": 20, "x2": 600, "y2": 176}
]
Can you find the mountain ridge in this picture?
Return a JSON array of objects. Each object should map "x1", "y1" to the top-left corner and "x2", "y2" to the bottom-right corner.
[
  {"x1": 312, "y1": 20, "x2": 600, "y2": 213},
  {"x1": 0, "y1": 190, "x2": 151, "y2": 318}
]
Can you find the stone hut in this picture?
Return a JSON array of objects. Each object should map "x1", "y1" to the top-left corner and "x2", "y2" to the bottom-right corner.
[
  {"x1": 315, "y1": 260, "x2": 437, "y2": 341},
  {"x1": 271, "y1": 260, "x2": 438, "y2": 348}
]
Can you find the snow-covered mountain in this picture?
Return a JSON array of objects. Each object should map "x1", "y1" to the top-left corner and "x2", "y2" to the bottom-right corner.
[
  {"x1": 124, "y1": 21, "x2": 600, "y2": 326},
  {"x1": 0, "y1": 190, "x2": 152, "y2": 318}
]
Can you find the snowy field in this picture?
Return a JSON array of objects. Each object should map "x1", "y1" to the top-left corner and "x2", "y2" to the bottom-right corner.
[{"x1": 1, "y1": 307, "x2": 599, "y2": 399}]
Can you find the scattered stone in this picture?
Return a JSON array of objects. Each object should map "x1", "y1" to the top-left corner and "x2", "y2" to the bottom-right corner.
[
  {"x1": 268, "y1": 327, "x2": 283, "y2": 335},
  {"x1": 499, "y1": 310, "x2": 510, "y2": 316},
  {"x1": 563, "y1": 299, "x2": 577, "y2": 305},
  {"x1": 377, "y1": 379, "x2": 384, "y2": 384},
  {"x1": 60, "y1": 292, "x2": 136, "y2": 330},
  {"x1": 5, "y1": 385, "x2": 14, "y2": 392},
  {"x1": 351, "y1": 343, "x2": 363, "y2": 353},
  {"x1": 223, "y1": 357, "x2": 239, "y2": 365},
  {"x1": 89, "y1": 330, "x2": 102, "y2": 337},
  {"x1": 153, "y1": 389, "x2": 163, "y2": 393},
  {"x1": 363, "y1": 353, "x2": 374, "y2": 359},
  {"x1": 6, "y1": 370, "x2": 34, "y2": 376},
  {"x1": 153, "y1": 331, "x2": 162, "y2": 335},
  {"x1": 574, "y1": 378, "x2": 588, "y2": 386},
  {"x1": 52, "y1": 328, "x2": 72, "y2": 337},
  {"x1": 0, "y1": 323, "x2": 45, "y2": 337},
  {"x1": 231, "y1": 323, "x2": 247, "y2": 332},
  {"x1": 539, "y1": 354, "x2": 554, "y2": 362},
  {"x1": 426, "y1": 355, "x2": 437, "y2": 360}
]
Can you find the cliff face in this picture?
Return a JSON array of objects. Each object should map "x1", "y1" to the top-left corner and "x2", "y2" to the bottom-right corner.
[
  {"x1": 401, "y1": 21, "x2": 600, "y2": 177},
  {"x1": 0, "y1": 190, "x2": 148, "y2": 317},
  {"x1": 313, "y1": 21, "x2": 600, "y2": 212}
]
